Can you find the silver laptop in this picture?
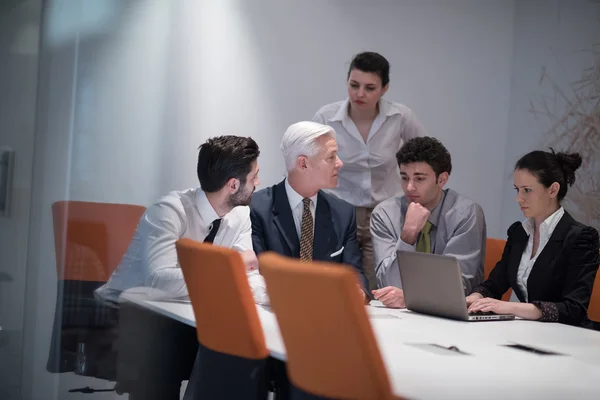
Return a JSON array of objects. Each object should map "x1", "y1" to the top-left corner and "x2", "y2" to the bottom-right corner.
[{"x1": 397, "y1": 251, "x2": 515, "y2": 322}]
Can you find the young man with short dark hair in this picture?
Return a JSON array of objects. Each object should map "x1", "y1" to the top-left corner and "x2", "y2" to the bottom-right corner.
[{"x1": 370, "y1": 137, "x2": 486, "y2": 308}]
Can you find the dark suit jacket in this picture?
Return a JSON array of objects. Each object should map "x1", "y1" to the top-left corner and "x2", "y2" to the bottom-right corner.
[
  {"x1": 475, "y1": 211, "x2": 599, "y2": 326},
  {"x1": 250, "y1": 180, "x2": 368, "y2": 292}
]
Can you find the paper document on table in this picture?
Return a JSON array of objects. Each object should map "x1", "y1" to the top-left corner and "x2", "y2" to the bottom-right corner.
[{"x1": 366, "y1": 306, "x2": 402, "y2": 319}]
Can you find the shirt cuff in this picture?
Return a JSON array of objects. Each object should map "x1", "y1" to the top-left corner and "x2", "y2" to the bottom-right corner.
[
  {"x1": 531, "y1": 301, "x2": 559, "y2": 322},
  {"x1": 471, "y1": 285, "x2": 494, "y2": 299},
  {"x1": 247, "y1": 270, "x2": 270, "y2": 305},
  {"x1": 395, "y1": 237, "x2": 416, "y2": 253}
]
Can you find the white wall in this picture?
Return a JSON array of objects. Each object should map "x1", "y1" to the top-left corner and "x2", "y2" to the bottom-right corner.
[
  {"x1": 501, "y1": 0, "x2": 600, "y2": 233},
  {"x1": 0, "y1": 0, "x2": 41, "y2": 398}
]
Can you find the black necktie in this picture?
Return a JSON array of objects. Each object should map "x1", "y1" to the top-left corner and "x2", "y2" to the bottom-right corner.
[{"x1": 204, "y1": 219, "x2": 222, "y2": 243}]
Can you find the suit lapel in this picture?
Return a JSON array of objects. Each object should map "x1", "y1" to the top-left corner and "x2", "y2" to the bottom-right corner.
[
  {"x1": 526, "y1": 212, "x2": 573, "y2": 297},
  {"x1": 313, "y1": 192, "x2": 334, "y2": 261},
  {"x1": 505, "y1": 225, "x2": 528, "y2": 301},
  {"x1": 272, "y1": 180, "x2": 300, "y2": 257}
]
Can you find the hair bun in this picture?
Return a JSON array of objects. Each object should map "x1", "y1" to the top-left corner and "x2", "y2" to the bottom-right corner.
[{"x1": 555, "y1": 151, "x2": 582, "y2": 186}]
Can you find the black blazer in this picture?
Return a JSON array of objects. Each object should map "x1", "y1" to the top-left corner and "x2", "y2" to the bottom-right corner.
[
  {"x1": 250, "y1": 180, "x2": 367, "y2": 291},
  {"x1": 477, "y1": 211, "x2": 599, "y2": 326}
]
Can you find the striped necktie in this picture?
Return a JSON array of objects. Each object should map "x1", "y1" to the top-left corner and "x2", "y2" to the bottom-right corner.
[{"x1": 299, "y1": 198, "x2": 313, "y2": 262}]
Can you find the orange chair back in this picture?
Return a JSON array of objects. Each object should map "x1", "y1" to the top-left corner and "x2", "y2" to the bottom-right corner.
[
  {"x1": 259, "y1": 252, "x2": 400, "y2": 400},
  {"x1": 176, "y1": 239, "x2": 268, "y2": 359},
  {"x1": 588, "y1": 254, "x2": 600, "y2": 323},
  {"x1": 52, "y1": 201, "x2": 145, "y2": 282},
  {"x1": 485, "y1": 238, "x2": 512, "y2": 302}
]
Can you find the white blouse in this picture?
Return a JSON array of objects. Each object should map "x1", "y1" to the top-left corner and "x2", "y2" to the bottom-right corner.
[
  {"x1": 515, "y1": 207, "x2": 564, "y2": 301},
  {"x1": 313, "y1": 98, "x2": 426, "y2": 208}
]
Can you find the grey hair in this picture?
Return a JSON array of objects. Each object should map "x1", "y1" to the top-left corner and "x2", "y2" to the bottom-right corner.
[{"x1": 281, "y1": 121, "x2": 336, "y2": 172}]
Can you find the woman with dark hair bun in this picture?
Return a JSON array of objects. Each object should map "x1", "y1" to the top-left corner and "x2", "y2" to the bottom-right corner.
[{"x1": 466, "y1": 149, "x2": 599, "y2": 327}]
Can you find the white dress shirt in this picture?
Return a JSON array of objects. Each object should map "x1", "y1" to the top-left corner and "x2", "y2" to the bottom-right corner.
[
  {"x1": 516, "y1": 207, "x2": 565, "y2": 302},
  {"x1": 95, "y1": 188, "x2": 267, "y2": 304},
  {"x1": 285, "y1": 179, "x2": 317, "y2": 238},
  {"x1": 313, "y1": 98, "x2": 427, "y2": 208}
]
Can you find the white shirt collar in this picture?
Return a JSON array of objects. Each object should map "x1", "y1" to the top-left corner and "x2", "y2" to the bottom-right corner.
[
  {"x1": 521, "y1": 207, "x2": 564, "y2": 237},
  {"x1": 195, "y1": 188, "x2": 221, "y2": 225},
  {"x1": 329, "y1": 98, "x2": 402, "y2": 123},
  {"x1": 285, "y1": 178, "x2": 318, "y2": 211}
]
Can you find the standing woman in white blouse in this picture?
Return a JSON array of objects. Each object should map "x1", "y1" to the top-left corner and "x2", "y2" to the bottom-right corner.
[
  {"x1": 313, "y1": 52, "x2": 427, "y2": 291},
  {"x1": 466, "y1": 150, "x2": 599, "y2": 326}
]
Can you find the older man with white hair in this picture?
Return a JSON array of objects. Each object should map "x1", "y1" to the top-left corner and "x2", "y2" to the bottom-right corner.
[{"x1": 250, "y1": 121, "x2": 368, "y2": 298}]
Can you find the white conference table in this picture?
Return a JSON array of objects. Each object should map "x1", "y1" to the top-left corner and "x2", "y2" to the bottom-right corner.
[{"x1": 121, "y1": 289, "x2": 600, "y2": 400}]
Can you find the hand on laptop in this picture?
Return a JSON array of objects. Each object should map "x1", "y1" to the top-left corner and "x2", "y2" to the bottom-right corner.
[
  {"x1": 467, "y1": 297, "x2": 512, "y2": 315},
  {"x1": 372, "y1": 286, "x2": 405, "y2": 308},
  {"x1": 400, "y1": 203, "x2": 431, "y2": 245},
  {"x1": 240, "y1": 250, "x2": 259, "y2": 271},
  {"x1": 465, "y1": 293, "x2": 483, "y2": 307}
]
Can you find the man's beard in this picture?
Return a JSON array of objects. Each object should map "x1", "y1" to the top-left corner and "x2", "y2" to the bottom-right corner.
[{"x1": 228, "y1": 186, "x2": 253, "y2": 208}]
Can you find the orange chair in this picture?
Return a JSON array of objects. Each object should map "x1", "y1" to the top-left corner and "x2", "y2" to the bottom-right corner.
[
  {"x1": 47, "y1": 201, "x2": 145, "y2": 379},
  {"x1": 52, "y1": 200, "x2": 146, "y2": 281},
  {"x1": 587, "y1": 255, "x2": 600, "y2": 324},
  {"x1": 259, "y1": 252, "x2": 404, "y2": 400},
  {"x1": 176, "y1": 239, "x2": 271, "y2": 399},
  {"x1": 485, "y1": 238, "x2": 512, "y2": 302}
]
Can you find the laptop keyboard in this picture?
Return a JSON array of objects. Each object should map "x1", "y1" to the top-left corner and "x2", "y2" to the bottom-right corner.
[{"x1": 468, "y1": 311, "x2": 495, "y2": 316}]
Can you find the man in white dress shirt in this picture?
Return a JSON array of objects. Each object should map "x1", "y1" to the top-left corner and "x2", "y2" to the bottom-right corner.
[
  {"x1": 95, "y1": 135, "x2": 263, "y2": 303},
  {"x1": 96, "y1": 135, "x2": 263, "y2": 400}
]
